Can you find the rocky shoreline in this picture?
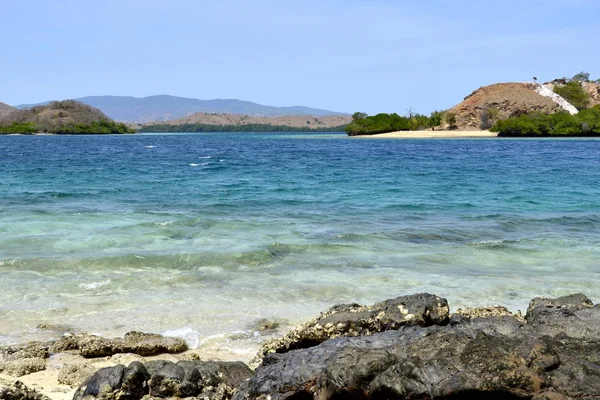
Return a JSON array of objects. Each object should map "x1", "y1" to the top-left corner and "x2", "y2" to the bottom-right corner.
[{"x1": 2, "y1": 293, "x2": 599, "y2": 400}]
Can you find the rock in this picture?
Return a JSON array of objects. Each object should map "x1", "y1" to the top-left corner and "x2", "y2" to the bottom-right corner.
[
  {"x1": 52, "y1": 332, "x2": 188, "y2": 358},
  {"x1": 0, "y1": 358, "x2": 46, "y2": 377},
  {"x1": 74, "y1": 365, "x2": 126, "y2": 400},
  {"x1": 74, "y1": 362, "x2": 150, "y2": 400},
  {"x1": 0, "y1": 378, "x2": 51, "y2": 400},
  {"x1": 74, "y1": 361, "x2": 252, "y2": 400},
  {"x1": 525, "y1": 293, "x2": 600, "y2": 339},
  {"x1": 234, "y1": 293, "x2": 600, "y2": 400},
  {"x1": 255, "y1": 293, "x2": 449, "y2": 363},
  {"x1": 0, "y1": 344, "x2": 49, "y2": 361},
  {"x1": 57, "y1": 364, "x2": 97, "y2": 387}
]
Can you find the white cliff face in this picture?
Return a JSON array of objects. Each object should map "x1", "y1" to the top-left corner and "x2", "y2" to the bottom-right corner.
[{"x1": 534, "y1": 83, "x2": 579, "y2": 115}]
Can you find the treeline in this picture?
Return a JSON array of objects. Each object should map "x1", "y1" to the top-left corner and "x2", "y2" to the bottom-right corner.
[
  {"x1": 0, "y1": 120, "x2": 133, "y2": 134},
  {"x1": 345, "y1": 111, "x2": 454, "y2": 136},
  {"x1": 139, "y1": 123, "x2": 348, "y2": 133},
  {"x1": 491, "y1": 106, "x2": 600, "y2": 136}
]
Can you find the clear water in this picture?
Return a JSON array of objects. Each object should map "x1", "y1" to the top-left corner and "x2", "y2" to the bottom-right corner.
[{"x1": 1, "y1": 133, "x2": 599, "y2": 350}]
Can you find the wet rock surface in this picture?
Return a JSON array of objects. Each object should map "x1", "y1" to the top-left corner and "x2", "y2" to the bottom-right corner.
[
  {"x1": 51, "y1": 331, "x2": 188, "y2": 358},
  {"x1": 74, "y1": 360, "x2": 253, "y2": 400},
  {"x1": 236, "y1": 293, "x2": 600, "y2": 400}
]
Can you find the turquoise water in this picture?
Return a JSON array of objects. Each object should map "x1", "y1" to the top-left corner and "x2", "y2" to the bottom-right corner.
[{"x1": 1, "y1": 133, "x2": 599, "y2": 351}]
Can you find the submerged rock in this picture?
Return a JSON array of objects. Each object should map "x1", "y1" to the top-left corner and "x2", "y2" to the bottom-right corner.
[
  {"x1": 255, "y1": 293, "x2": 449, "y2": 364},
  {"x1": 75, "y1": 360, "x2": 253, "y2": 400},
  {"x1": 235, "y1": 293, "x2": 600, "y2": 400},
  {"x1": 51, "y1": 331, "x2": 188, "y2": 358}
]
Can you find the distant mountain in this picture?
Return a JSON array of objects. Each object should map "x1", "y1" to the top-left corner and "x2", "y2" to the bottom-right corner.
[
  {"x1": 144, "y1": 112, "x2": 352, "y2": 129},
  {"x1": 0, "y1": 102, "x2": 15, "y2": 117},
  {"x1": 17, "y1": 95, "x2": 348, "y2": 123}
]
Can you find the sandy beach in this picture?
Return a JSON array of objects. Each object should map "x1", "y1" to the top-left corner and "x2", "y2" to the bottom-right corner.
[{"x1": 355, "y1": 130, "x2": 498, "y2": 138}]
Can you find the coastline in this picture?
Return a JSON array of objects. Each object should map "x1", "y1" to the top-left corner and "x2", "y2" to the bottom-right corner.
[{"x1": 354, "y1": 129, "x2": 498, "y2": 138}]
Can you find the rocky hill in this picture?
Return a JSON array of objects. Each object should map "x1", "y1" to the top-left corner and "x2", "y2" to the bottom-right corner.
[
  {"x1": 448, "y1": 81, "x2": 600, "y2": 130},
  {"x1": 0, "y1": 101, "x2": 15, "y2": 118},
  {"x1": 18, "y1": 95, "x2": 348, "y2": 123},
  {"x1": 144, "y1": 112, "x2": 352, "y2": 129},
  {"x1": 0, "y1": 100, "x2": 132, "y2": 134}
]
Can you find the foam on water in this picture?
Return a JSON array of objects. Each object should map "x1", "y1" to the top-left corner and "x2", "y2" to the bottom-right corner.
[{"x1": 0, "y1": 134, "x2": 599, "y2": 349}]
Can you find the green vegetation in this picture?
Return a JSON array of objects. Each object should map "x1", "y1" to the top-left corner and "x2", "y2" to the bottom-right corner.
[
  {"x1": 345, "y1": 110, "x2": 447, "y2": 135},
  {"x1": 552, "y1": 71, "x2": 599, "y2": 111},
  {"x1": 139, "y1": 123, "x2": 347, "y2": 133},
  {"x1": 491, "y1": 106, "x2": 600, "y2": 136},
  {"x1": 0, "y1": 100, "x2": 135, "y2": 134},
  {"x1": 554, "y1": 81, "x2": 590, "y2": 110}
]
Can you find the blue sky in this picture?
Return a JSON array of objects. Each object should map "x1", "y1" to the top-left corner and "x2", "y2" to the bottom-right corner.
[{"x1": 2, "y1": 0, "x2": 599, "y2": 114}]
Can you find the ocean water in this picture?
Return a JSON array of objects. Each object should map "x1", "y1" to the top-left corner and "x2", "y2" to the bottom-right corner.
[{"x1": 1, "y1": 133, "x2": 599, "y2": 351}]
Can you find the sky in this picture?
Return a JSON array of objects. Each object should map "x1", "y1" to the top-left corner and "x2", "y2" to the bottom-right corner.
[{"x1": 1, "y1": 0, "x2": 599, "y2": 114}]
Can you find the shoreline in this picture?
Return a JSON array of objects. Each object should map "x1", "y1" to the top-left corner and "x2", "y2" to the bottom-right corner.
[{"x1": 354, "y1": 130, "x2": 498, "y2": 138}]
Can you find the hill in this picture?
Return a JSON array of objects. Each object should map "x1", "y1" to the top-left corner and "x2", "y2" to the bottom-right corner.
[
  {"x1": 17, "y1": 95, "x2": 348, "y2": 123},
  {"x1": 448, "y1": 80, "x2": 600, "y2": 130},
  {"x1": 0, "y1": 100, "x2": 133, "y2": 134},
  {"x1": 0, "y1": 102, "x2": 15, "y2": 118},
  {"x1": 144, "y1": 112, "x2": 352, "y2": 129}
]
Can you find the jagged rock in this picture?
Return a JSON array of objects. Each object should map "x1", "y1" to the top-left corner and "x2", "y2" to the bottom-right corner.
[
  {"x1": 51, "y1": 332, "x2": 187, "y2": 358},
  {"x1": 525, "y1": 293, "x2": 600, "y2": 338},
  {"x1": 75, "y1": 361, "x2": 253, "y2": 400},
  {"x1": 57, "y1": 364, "x2": 97, "y2": 387},
  {"x1": 255, "y1": 293, "x2": 449, "y2": 364},
  {"x1": 0, "y1": 378, "x2": 51, "y2": 400},
  {"x1": 234, "y1": 293, "x2": 600, "y2": 400}
]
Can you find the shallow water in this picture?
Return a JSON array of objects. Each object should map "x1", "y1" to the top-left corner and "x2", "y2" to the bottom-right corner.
[{"x1": 1, "y1": 133, "x2": 599, "y2": 349}]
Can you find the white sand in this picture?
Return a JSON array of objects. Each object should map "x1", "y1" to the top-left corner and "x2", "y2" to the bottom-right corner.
[{"x1": 355, "y1": 130, "x2": 497, "y2": 138}]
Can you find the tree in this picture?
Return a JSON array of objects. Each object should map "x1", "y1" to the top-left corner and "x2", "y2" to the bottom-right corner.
[
  {"x1": 352, "y1": 112, "x2": 368, "y2": 121},
  {"x1": 428, "y1": 111, "x2": 443, "y2": 130},
  {"x1": 445, "y1": 112, "x2": 457, "y2": 128},
  {"x1": 572, "y1": 72, "x2": 591, "y2": 82}
]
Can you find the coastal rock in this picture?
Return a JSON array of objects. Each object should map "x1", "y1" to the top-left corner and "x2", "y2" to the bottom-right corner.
[
  {"x1": 52, "y1": 332, "x2": 188, "y2": 358},
  {"x1": 57, "y1": 364, "x2": 98, "y2": 387},
  {"x1": 525, "y1": 293, "x2": 600, "y2": 338},
  {"x1": 234, "y1": 293, "x2": 600, "y2": 399},
  {"x1": 75, "y1": 361, "x2": 253, "y2": 400},
  {"x1": 0, "y1": 343, "x2": 48, "y2": 377},
  {"x1": 255, "y1": 293, "x2": 449, "y2": 363},
  {"x1": 0, "y1": 378, "x2": 51, "y2": 400}
]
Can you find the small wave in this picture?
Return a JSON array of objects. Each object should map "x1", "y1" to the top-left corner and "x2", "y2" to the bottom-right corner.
[
  {"x1": 79, "y1": 280, "x2": 111, "y2": 290},
  {"x1": 198, "y1": 156, "x2": 212, "y2": 159},
  {"x1": 154, "y1": 221, "x2": 174, "y2": 226},
  {"x1": 144, "y1": 145, "x2": 156, "y2": 149},
  {"x1": 189, "y1": 163, "x2": 200, "y2": 167},
  {"x1": 163, "y1": 327, "x2": 200, "y2": 349}
]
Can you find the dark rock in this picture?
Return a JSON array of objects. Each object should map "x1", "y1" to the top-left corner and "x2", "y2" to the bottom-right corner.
[
  {"x1": 525, "y1": 293, "x2": 600, "y2": 338},
  {"x1": 148, "y1": 362, "x2": 185, "y2": 397},
  {"x1": 0, "y1": 379, "x2": 51, "y2": 400},
  {"x1": 235, "y1": 293, "x2": 600, "y2": 400},
  {"x1": 120, "y1": 362, "x2": 150, "y2": 400},
  {"x1": 74, "y1": 365, "x2": 125, "y2": 400},
  {"x1": 74, "y1": 360, "x2": 253, "y2": 400},
  {"x1": 255, "y1": 293, "x2": 449, "y2": 363}
]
